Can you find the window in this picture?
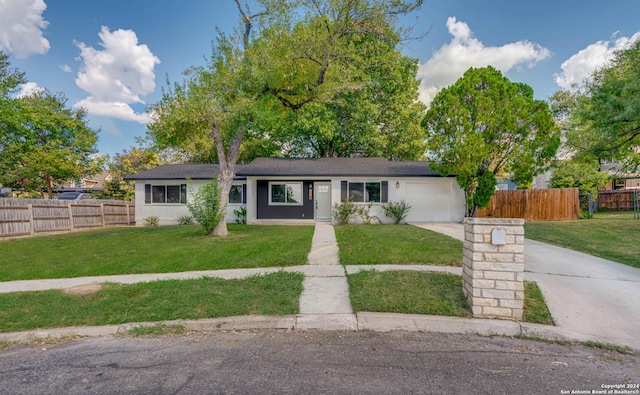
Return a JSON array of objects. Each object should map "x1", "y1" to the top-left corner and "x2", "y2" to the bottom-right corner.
[
  {"x1": 348, "y1": 182, "x2": 381, "y2": 203},
  {"x1": 269, "y1": 182, "x2": 303, "y2": 205},
  {"x1": 145, "y1": 184, "x2": 187, "y2": 204},
  {"x1": 229, "y1": 184, "x2": 246, "y2": 204},
  {"x1": 341, "y1": 181, "x2": 388, "y2": 203}
]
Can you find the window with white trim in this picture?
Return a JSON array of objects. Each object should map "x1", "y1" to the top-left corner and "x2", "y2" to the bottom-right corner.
[{"x1": 269, "y1": 182, "x2": 303, "y2": 205}]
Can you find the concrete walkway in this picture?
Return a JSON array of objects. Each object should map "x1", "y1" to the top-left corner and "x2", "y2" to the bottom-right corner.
[
  {"x1": 298, "y1": 222, "x2": 356, "y2": 330},
  {"x1": 412, "y1": 222, "x2": 640, "y2": 350},
  {"x1": 2, "y1": 222, "x2": 640, "y2": 351}
]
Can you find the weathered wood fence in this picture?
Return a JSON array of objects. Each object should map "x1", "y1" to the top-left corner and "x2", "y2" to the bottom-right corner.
[
  {"x1": 477, "y1": 188, "x2": 579, "y2": 221},
  {"x1": 597, "y1": 190, "x2": 640, "y2": 211},
  {"x1": 0, "y1": 198, "x2": 134, "y2": 239}
]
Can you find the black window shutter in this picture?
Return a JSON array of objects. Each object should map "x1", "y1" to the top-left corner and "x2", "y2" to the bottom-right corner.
[
  {"x1": 341, "y1": 181, "x2": 348, "y2": 201},
  {"x1": 242, "y1": 184, "x2": 247, "y2": 204},
  {"x1": 381, "y1": 181, "x2": 388, "y2": 203},
  {"x1": 145, "y1": 184, "x2": 151, "y2": 204}
]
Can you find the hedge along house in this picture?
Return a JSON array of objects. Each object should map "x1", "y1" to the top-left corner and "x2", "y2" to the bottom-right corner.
[{"x1": 125, "y1": 157, "x2": 465, "y2": 225}]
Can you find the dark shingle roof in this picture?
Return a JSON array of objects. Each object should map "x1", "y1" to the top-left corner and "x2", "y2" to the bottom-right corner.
[
  {"x1": 241, "y1": 157, "x2": 440, "y2": 177},
  {"x1": 125, "y1": 158, "x2": 442, "y2": 180},
  {"x1": 124, "y1": 164, "x2": 247, "y2": 181}
]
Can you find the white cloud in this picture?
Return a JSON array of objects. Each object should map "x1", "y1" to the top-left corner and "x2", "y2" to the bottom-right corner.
[
  {"x1": 555, "y1": 32, "x2": 640, "y2": 90},
  {"x1": 16, "y1": 81, "x2": 44, "y2": 98},
  {"x1": 75, "y1": 97, "x2": 151, "y2": 124},
  {"x1": 417, "y1": 17, "x2": 551, "y2": 105},
  {"x1": 60, "y1": 64, "x2": 72, "y2": 73},
  {"x1": 73, "y1": 26, "x2": 160, "y2": 124},
  {"x1": 0, "y1": 0, "x2": 49, "y2": 58}
]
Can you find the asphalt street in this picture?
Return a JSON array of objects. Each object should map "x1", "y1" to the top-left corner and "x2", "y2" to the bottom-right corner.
[{"x1": 1, "y1": 330, "x2": 638, "y2": 395}]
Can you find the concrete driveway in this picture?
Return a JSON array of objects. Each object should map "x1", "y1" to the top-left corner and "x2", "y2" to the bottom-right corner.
[{"x1": 413, "y1": 222, "x2": 640, "y2": 349}]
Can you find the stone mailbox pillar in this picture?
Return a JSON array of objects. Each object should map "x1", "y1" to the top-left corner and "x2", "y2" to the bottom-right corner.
[{"x1": 462, "y1": 217, "x2": 525, "y2": 320}]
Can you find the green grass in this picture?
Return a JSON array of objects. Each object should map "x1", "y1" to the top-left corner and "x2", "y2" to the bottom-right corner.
[
  {"x1": 348, "y1": 270, "x2": 472, "y2": 317},
  {"x1": 348, "y1": 271, "x2": 553, "y2": 324},
  {"x1": 0, "y1": 225, "x2": 314, "y2": 281},
  {"x1": 523, "y1": 281, "x2": 554, "y2": 325},
  {"x1": 525, "y1": 211, "x2": 640, "y2": 269},
  {"x1": 582, "y1": 341, "x2": 636, "y2": 355},
  {"x1": 125, "y1": 324, "x2": 187, "y2": 337},
  {"x1": 0, "y1": 272, "x2": 303, "y2": 333},
  {"x1": 335, "y1": 225, "x2": 463, "y2": 266}
]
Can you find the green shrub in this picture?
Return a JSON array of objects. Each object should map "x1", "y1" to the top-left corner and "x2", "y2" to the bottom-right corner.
[
  {"x1": 579, "y1": 209, "x2": 593, "y2": 219},
  {"x1": 382, "y1": 200, "x2": 412, "y2": 224},
  {"x1": 187, "y1": 179, "x2": 224, "y2": 234},
  {"x1": 177, "y1": 215, "x2": 194, "y2": 225},
  {"x1": 143, "y1": 216, "x2": 159, "y2": 227},
  {"x1": 233, "y1": 206, "x2": 247, "y2": 224},
  {"x1": 332, "y1": 200, "x2": 357, "y2": 225},
  {"x1": 356, "y1": 202, "x2": 374, "y2": 224}
]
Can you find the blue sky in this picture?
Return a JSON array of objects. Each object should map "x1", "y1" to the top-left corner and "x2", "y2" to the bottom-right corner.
[{"x1": 2, "y1": 0, "x2": 639, "y2": 157}]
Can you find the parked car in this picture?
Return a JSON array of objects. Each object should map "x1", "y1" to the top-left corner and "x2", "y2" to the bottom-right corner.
[{"x1": 57, "y1": 192, "x2": 94, "y2": 201}]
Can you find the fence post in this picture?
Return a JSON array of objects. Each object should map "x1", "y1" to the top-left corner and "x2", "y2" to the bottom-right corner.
[
  {"x1": 100, "y1": 203, "x2": 106, "y2": 227},
  {"x1": 126, "y1": 202, "x2": 131, "y2": 226},
  {"x1": 68, "y1": 202, "x2": 75, "y2": 230},
  {"x1": 27, "y1": 204, "x2": 35, "y2": 236}
]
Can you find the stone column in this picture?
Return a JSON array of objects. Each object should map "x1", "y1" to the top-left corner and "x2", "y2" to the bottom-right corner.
[{"x1": 462, "y1": 217, "x2": 525, "y2": 320}]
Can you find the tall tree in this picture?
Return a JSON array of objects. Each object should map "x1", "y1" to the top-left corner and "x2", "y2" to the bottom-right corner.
[
  {"x1": 573, "y1": 40, "x2": 640, "y2": 169},
  {"x1": 0, "y1": 90, "x2": 99, "y2": 197},
  {"x1": 423, "y1": 66, "x2": 560, "y2": 217},
  {"x1": 254, "y1": 0, "x2": 426, "y2": 159},
  {"x1": 147, "y1": 0, "x2": 424, "y2": 236}
]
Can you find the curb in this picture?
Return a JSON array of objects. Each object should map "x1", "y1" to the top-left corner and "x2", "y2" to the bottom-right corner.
[{"x1": 3, "y1": 313, "x2": 634, "y2": 351}]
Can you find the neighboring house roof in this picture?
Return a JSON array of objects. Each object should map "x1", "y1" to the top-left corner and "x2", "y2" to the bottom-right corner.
[
  {"x1": 60, "y1": 170, "x2": 113, "y2": 190},
  {"x1": 600, "y1": 163, "x2": 640, "y2": 178},
  {"x1": 125, "y1": 158, "x2": 443, "y2": 180}
]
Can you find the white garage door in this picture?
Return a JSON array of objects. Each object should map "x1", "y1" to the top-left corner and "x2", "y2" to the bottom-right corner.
[{"x1": 405, "y1": 182, "x2": 451, "y2": 222}]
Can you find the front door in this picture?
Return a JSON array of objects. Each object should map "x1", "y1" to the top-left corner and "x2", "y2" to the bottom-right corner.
[{"x1": 314, "y1": 182, "x2": 331, "y2": 221}]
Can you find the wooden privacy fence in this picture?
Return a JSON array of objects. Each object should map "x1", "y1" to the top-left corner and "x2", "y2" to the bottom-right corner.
[
  {"x1": 0, "y1": 198, "x2": 135, "y2": 239},
  {"x1": 597, "y1": 190, "x2": 640, "y2": 211},
  {"x1": 477, "y1": 188, "x2": 579, "y2": 221}
]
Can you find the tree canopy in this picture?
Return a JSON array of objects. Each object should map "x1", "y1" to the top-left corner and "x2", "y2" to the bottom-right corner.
[
  {"x1": 422, "y1": 66, "x2": 560, "y2": 217},
  {"x1": 549, "y1": 158, "x2": 608, "y2": 198},
  {"x1": 147, "y1": 0, "x2": 426, "y2": 163},
  {"x1": 1, "y1": 52, "x2": 99, "y2": 197},
  {"x1": 0, "y1": 90, "x2": 100, "y2": 197},
  {"x1": 104, "y1": 147, "x2": 163, "y2": 201},
  {"x1": 569, "y1": 40, "x2": 640, "y2": 169}
]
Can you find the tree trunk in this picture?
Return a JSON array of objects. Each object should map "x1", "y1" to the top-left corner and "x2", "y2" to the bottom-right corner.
[
  {"x1": 45, "y1": 174, "x2": 53, "y2": 199},
  {"x1": 210, "y1": 122, "x2": 243, "y2": 237}
]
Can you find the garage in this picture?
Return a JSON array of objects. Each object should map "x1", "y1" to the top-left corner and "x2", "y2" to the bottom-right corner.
[{"x1": 404, "y1": 180, "x2": 460, "y2": 222}]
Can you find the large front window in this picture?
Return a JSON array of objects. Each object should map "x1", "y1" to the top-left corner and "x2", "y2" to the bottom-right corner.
[
  {"x1": 349, "y1": 182, "x2": 381, "y2": 203},
  {"x1": 269, "y1": 182, "x2": 303, "y2": 205},
  {"x1": 146, "y1": 184, "x2": 187, "y2": 204}
]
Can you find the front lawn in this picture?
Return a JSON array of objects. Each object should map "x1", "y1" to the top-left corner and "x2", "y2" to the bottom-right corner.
[
  {"x1": 335, "y1": 225, "x2": 463, "y2": 266},
  {"x1": 348, "y1": 271, "x2": 554, "y2": 325},
  {"x1": 525, "y1": 212, "x2": 640, "y2": 269},
  {"x1": 0, "y1": 272, "x2": 303, "y2": 333},
  {"x1": 0, "y1": 225, "x2": 314, "y2": 281}
]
